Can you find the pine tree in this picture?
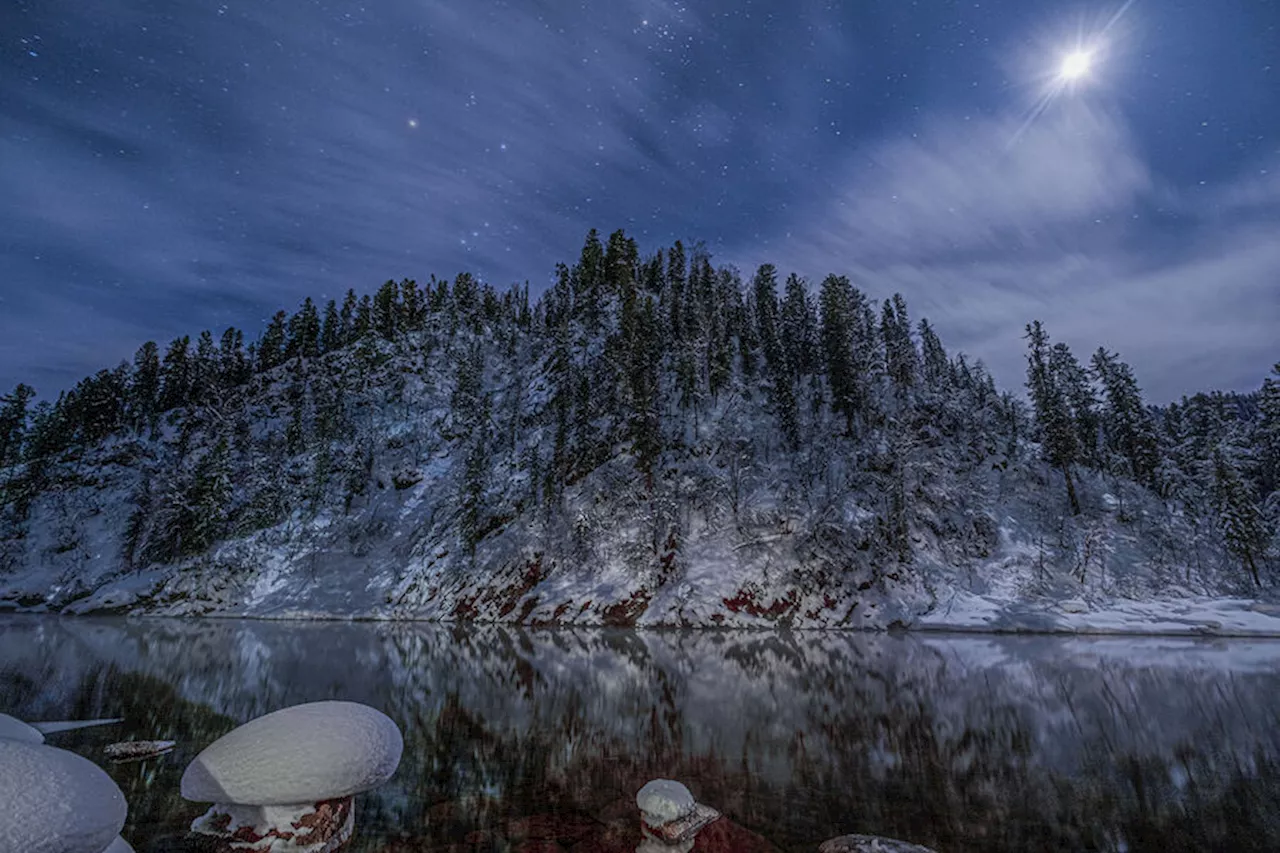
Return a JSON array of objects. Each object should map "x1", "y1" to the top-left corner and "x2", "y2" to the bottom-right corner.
[
  {"x1": 218, "y1": 328, "x2": 249, "y2": 388},
  {"x1": 191, "y1": 330, "x2": 219, "y2": 401},
  {"x1": 320, "y1": 299, "x2": 342, "y2": 353},
  {"x1": 1025, "y1": 322, "x2": 1081, "y2": 515},
  {"x1": 287, "y1": 297, "x2": 322, "y2": 358},
  {"x1": 373, "y1": 280, "x2": 399, "y2": 340},
  {"x1": 0, "y1": 384, "x2": 35, "y2": 468},
  {"x1": 159, "y1": 336, "x2": 193, "y2": 412},
  {"x1": 1212, "y1": 442, "x2": 1267, "y2": 586},
  {"x1": 751, "y1": 264, "x2": 784, "y2": 375},
  {"x1": 918, "y1": 319, "x2": 949, "y2": 388},
  {"x1": 258, "y1": 311, "x2": 288, "y2": 372},
  {"x1": 882, "y1": 294, "x2": 917, "y2": 389},
  {"x1": 339, "y1": 290, "x2": 358, "y2": 345},
  {"x1": 1092, "y1": 348, "x2": 1159, "y2": 486},
  {"x1": 1256, "y1": 362, "x2": 1280, "y2": 497},
  {"x1": 185, "y1": 438, "x2": 233, "y2": 555},
  {"x1": 130, "y1": 341, "x2": 161, "y2": 431},
  {"x1": 1050, "y1": 343, "x2": 1100, "y2": 469},
  {"x1": 780, "y1": 274, "x2": 817, "y2": 378},
  {"x1": 819, "y1": 275, "x2": 858, "y2": 434}
]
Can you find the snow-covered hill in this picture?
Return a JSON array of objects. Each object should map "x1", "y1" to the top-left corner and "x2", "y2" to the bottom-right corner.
[{"x1": 1, "y1": 232, "x2": 1277, "y2": 629}]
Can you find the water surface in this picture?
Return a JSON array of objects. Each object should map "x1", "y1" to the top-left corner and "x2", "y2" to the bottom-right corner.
[{"x1": 2, "y1": 615, "x2": 1279, "y2": 852}]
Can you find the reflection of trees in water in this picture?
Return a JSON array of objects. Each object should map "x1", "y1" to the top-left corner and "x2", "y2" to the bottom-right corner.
[{"x1": 3, "y1": 620, "x2": 1280, "y2": 852}]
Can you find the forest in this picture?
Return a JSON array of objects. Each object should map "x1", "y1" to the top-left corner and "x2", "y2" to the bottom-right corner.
[{"x1": 0, "y1": 229, "x2": 1277, "y2": 618}]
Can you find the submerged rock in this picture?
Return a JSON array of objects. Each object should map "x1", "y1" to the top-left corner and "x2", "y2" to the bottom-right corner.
[
  {"x1": 104, "y1": 740, "x2": 177, "y2": 762},
  {"x1": 819, "y1": 834, "x2": 939, "y2": 852},
  {"x1": 0, "y1": 739, "x2": 129, "y2": 853}
]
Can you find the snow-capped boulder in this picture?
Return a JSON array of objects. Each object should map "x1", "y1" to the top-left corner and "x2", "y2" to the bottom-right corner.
[
  {"x1": 1060, "y1": 599, "x2": 1088, "y2": 614},
  {"x1": 636, "y1": 779, "x2": 695, "y2": 826},
  {"x1": 101, "y1": 838, "x2": 135, "y2": 853},
  {"x1": 636, "y1": 778, "x2": 720, "y2": 843},
  {"x1": 0, "y1": 739, "x2": 128, "y2": 853},
  {"x1": 181, "y1": 701, "x2": 400, "y2": 852},
  {"x1": 180, "y1": 700, "x2": 402, "y2": 805},
  {"x1": 0, "y1": 712, "x2": 45, "y2": 743}
]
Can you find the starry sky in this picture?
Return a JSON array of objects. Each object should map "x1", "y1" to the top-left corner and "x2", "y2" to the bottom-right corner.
[{"x1": 1, "y1": 0, "x2": 1277, "y2": 402}]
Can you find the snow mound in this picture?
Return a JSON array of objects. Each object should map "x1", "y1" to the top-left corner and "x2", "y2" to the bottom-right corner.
[
  {"x1": 0, "y1": 712, "x2": 45, "y2": 743},
  {"x1": 0, "y1": 739, "x2": 128, "y2": 853},
  {"x1": 181, "y1": 700, "x2": 403, "y2": 805}
]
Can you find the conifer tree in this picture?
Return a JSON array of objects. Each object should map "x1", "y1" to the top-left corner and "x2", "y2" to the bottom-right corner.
[
  {"x1": 320, "y1": 300, "x2": 342, "y2": 354},
  {"x1": 159, "y1": 336, "x2": 193, "y2": 412},
  {"x1": 354, "y1": 294, "x2": 373, "y2": 339},
  {"x1": 918, "y1": 319, "x2": 948, "y2": 387},
  {"x1": 373, "y1": 280, "x2": 399, "y2": 340},
  {"x1": 339, "y1": 290, "x2": 358, "y2": 345},
  {"x1": 1212, "y1": 442, "x2": 1267, "y2": 586},
  {"x1": 191, "y1": 330, "x2": 219, "y2": 401},
  {"x1": 1025, "y1": 321, "x2": 1081, "y2": 515},
  {"x1": 819, "y1": 274, "x2": 858, "y2": 434},
  {"x1": 218, "y1": 328, "x2": 249, "y2": 388},
  {"x1": 1259, "y1": 362, "x2": 1280, "y2": 497},
  {"x1": 780, "y1": 274, "x2": 817, "y2": 378},
  {"x1": 130, "y1": 341, "x2": 161, "y2": 431},
  {"x1": 287, "y1": 297, "x2": 322, "y2": 358},
  {"x1": 258, "y1": 311, "x2": 288, "y2": 372},
  {"x1": 1092, "y1": 348, "x2": 1159, "y2": 486},
  {"x1": 882, "y1": 294, "x2": 917, "y2": 389},
  {"x1": 0, "y1": 384, "x2": 35, "y2": 468},
  {"x1": 1050, "y1": 343, "x2": 1100, "y2": 469}
]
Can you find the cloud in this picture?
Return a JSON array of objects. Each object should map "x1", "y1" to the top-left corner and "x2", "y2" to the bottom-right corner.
[{"x1": 758, "y1": 101, "x2": 1280, "y2": 403}]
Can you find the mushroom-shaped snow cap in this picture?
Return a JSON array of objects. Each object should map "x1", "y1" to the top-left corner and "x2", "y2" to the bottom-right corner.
[
  {"x1": 0, "y1": 739, "x2": 128, "y2": 853},
  {"x1": 636, "y1": 779, "x2": 696, "y2": 826},
  {"x1": 0, "y1": 712, "x2": 45, "y2": 743},
  {"x1": 180, "y1": 700, "x2": 403, "y2": 806}
]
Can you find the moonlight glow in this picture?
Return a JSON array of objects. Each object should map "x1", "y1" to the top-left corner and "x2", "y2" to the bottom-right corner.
[{"x1": 1059, "y1": 49, "x2": 1093, "y2": 81}]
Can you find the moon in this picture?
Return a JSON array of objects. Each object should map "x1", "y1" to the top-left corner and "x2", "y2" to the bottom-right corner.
[{"x1": 1059, "y1": 49, "x2": 1093, "y2": 82}]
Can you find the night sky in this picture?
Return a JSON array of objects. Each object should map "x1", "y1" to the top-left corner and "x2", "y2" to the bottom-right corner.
[{"x1": 1, "y1": 0, "x2": 1277, "y2": 402}]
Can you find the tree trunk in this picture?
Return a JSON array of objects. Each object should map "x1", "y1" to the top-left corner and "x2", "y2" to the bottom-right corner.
[{"x1": 1062, "y1": 464, "x2": 1081, "y2": 516}]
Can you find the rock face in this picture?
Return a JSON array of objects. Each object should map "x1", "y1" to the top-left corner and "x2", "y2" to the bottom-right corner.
[
  {"x1": 180, "y1": 701, "x2": 403, "y2": 805},
  {"x1": 819, "y1": 834, "x2": 939, "y2": 853},
  {"x1": 0, "y1": 739, "x2": 128, "y2": 853},
  {"x1": 189, "y1": 797, "x2": 354, "y2": 853},
  {"x1": 0, "y1": 711, "x2": 45, "y2": 743}
]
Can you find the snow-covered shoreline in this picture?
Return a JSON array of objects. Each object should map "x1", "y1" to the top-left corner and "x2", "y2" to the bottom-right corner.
[
  {"x1": 917, "y1": 593, "x2": 1280, "y2": 637},
  {"x1": 8, "y1": 588, "x2": 1280, "y2": 638}
]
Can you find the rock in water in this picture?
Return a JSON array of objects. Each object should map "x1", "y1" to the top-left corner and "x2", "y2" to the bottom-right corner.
[
  {"x1": 635, "y1": 779, "x2": 720, "y2": 843},
  {"x1": 0, "y1": 712, "x2": 45, "y2": 743},
  {"x1": 181, "y1": 701, "x2": 403, "y2": 805},
  {"x1": 190, "y1": 797, "x2": 354, "y2": 853},
  {"x1": 819, "y1": 834, "x2": 939, "y2": 853},
  {"x1": 0, "y1": 739, "x2": 128, "y2": 853},
  {"x1": 636, "y1": 779, "x2": 696, "y2": 826},
  {"x1": 104, "y1": 740, "x2": 177, "y2": 762},
  {"x1": 182, "y1": 701, "x2": 401, "y2": 852}
]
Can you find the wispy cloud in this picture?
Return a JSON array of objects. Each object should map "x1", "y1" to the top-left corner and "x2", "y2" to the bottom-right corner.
[{"x1": 760, "y1": 101, "x2": 1280, "y2": 402}]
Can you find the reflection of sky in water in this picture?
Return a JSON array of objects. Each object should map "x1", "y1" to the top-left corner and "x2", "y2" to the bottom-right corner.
[{"x1": 2, "y1": 617, "x2": 1280, "y2": 851}]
